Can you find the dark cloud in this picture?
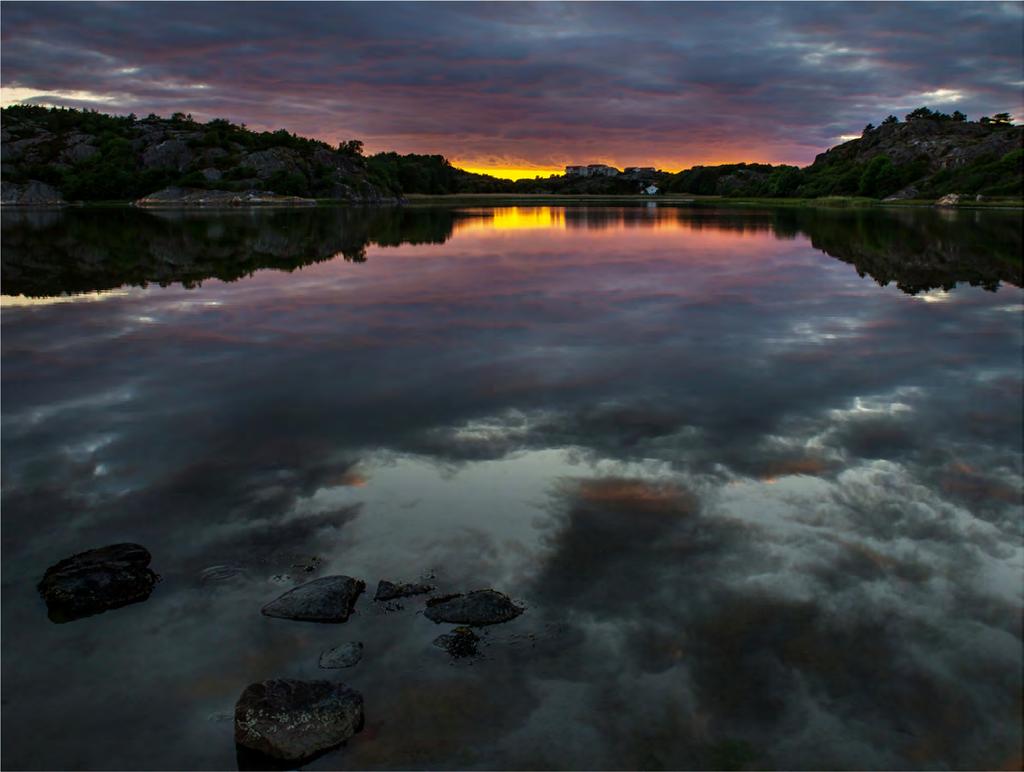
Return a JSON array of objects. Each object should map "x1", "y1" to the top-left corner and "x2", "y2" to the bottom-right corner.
[{"x1": 2, "y1": 2, "x2": 1021, "y2": 170}]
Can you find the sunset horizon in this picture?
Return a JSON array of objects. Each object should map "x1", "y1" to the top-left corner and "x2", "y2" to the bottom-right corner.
[{"x1": 3, "y1": 2, "x2": 1021, "y2": 178}]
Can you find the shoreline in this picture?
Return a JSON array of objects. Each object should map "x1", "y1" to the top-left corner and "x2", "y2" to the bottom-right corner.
[{"x1": 2, "y1": 193, "x2": 1021, "y2": 210}]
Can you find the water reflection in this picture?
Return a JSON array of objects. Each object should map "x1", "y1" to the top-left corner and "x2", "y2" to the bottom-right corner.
[
  {"x1": 2, "y1": 205, "x2": 1020, "y2": 298},
  {"x1": 1, "y1": 206, "x2": 1021, "y2": 770}
]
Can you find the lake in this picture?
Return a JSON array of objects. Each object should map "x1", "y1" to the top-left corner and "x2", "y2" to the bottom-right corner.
[{"x1": 2, "y1": 204, "x2": 1021, "y2": 770}]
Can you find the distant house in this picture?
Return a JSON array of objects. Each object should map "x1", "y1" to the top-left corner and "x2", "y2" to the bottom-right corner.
[
  {"x1": 565, "y1": 163, "x2": 621, "y2": 177},
  {"x1": 624, "y1": 166, "x2": 656, "y2": 176},
  {"x1": 643, "y1": 184, "x2": 659, "y2": 195}
]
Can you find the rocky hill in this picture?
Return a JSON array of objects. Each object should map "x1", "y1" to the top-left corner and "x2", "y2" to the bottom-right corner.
[
  {"x1": 2, "y1": 105, "x2": 1021, "y2": 204},
  {"x1": 665, "y1": 110, "x2": 1022, "y2": 200},
  {"x1": 1, "y1": 106, "x2": 400, "y2": 205}
]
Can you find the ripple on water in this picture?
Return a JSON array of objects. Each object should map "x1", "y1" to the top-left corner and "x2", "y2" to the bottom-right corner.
[{"x1": 198, "y1": 565, "x2": 249, "y2": 586}]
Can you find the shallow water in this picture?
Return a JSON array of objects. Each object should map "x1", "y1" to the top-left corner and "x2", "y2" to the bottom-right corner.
[{"x1": 2, "y1": 204, "x2": 1022, "y2": 770}]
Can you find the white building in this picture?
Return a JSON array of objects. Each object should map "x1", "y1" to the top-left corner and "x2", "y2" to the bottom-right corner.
[
  {"x1": 643, "y1": 184, "x2": 659, "y2": 195},
  {"x1": 565, "y1": 164, "x2": 621, "y2": 178}
]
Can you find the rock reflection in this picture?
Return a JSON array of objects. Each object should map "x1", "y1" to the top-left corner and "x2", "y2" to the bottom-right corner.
[
  {"x1": 1, "y1": 205, "x2": 1020, "y2": 298},
  {"x1": 0, "y1": 207, "x2": 458, "y2": 297}
]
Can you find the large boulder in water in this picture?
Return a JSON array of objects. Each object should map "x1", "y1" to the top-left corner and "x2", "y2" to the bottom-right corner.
[
  {"x1": 37, "y1": 543, "x2": 158, "y2": 622},
  {"x1": 424, "y1": 589, "x2": 524, "y2": 626},
  {"x1": 234, "y1": 679, "x2": 363, "y2": 762},
  {"x1": 261, "y1": 575, "x2": 365, "y2": 622}
]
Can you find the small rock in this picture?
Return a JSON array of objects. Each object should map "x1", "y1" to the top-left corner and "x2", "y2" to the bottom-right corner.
[
  {"x1": 37, "y1": 543, "x2": 158, "y2": 622},
  {"x1": 424, "y1": 589, "x2": 524, "y2": 626},
  {"x1": 374, "y1": 579, "x2": 434, "y2": 601},
  {"x1": 261, "y1": 575, "x2": 365, "y2": 622},
  {"x1": 319, "y1": 642, "x2": 363, "y2": 669},
  {"x1": 234, "y1": 679, "x2": 363, "y2": 762},
  {"x1": 433, "y1": 627, "x2": 480, "y2": 658},
  {"x1": 291, "y1": 556, "x2": 323, "y2": 574},
  {"x1": 935, "y1": 193, "x2": 962, "y2": 206}
]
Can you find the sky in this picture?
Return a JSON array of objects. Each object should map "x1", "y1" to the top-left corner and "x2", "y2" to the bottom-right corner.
[{"x1": 1, "y1": 1, "x2": 1022, "y2": 178}]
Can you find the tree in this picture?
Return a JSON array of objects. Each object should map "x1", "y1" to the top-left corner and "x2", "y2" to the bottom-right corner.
[
  {"x1": 951, "y1": 110, "x2": 966, "y2": 122},
  {"x1": 906, "y1": 107, "x2": 935, "y2": 122},
  {"x1": 339, "y1": 139, "x2": 364, "y2": 157},
  {"x1": 858, "y1": 155, "x2": 899, "y2": 198},
  {"x1": 992, "y1": 113, "x2": 1013, "y2": 125},
  {"x1": 881, "y1": 115, "x2": 899, "y2": 125},
  {"x1": 979, "y1": 116, "x2": 991, "y2": 124},
  {"x1": 863, "y1": 123, "x2": 875, "y2": 135}
]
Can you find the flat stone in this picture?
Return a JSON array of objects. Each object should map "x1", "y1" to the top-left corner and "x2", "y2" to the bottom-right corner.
[
  {"x1": 261, "y1": 575, "x2": 365, "y2": 623},
  {"x1": 319, "y1": 642, "x2": 363, "y2": 669},
  {"x1": 37, "y1": 543, "x2": 158, "y2": 622},
  {"x1": 234, "y1": 679, "x2": 363, "y2": 762},
  {"x1": 433, "y1": 626, "x2": 481, "y2": 658},
  {"x1": 424, "y1": 589, "x2": 524, "y2": 626},
  {"x1": 373, "y1": 579, "x2": 434, "y2": 601}
]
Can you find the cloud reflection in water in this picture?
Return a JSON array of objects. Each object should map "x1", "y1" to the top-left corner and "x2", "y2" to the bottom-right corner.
[{"x1": 1, "y1": 205, "x2": 1021, "y2": 770}]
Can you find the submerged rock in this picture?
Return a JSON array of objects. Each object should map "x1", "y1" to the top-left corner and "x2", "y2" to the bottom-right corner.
[
  {"x1": 373, "y1": 579, "x2": 434, "y2": 602},
  {"x1": 433, "y1": 626, "x2": 481, "y2": 658},
  {"x1": 261, "y1": 575, "x2": 365, "y2": 622},
  {"x1": 37, "y1": 543, "x2": 158, "y2": 622},
  {"x1": 234, "y1": 679, "x2": 363, "y2": 762},
  {"x1": 319, "y1": 642, "x2": 363, "y2": 669},
  {"x1": 424, "y1": 589, "x2": 524, "y2": 626}
]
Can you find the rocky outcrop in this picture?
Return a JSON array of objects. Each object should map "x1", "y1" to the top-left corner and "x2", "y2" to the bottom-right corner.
[
  {"x1": 812, "y1": 120, "x2": 1022, "y2": 173},
  {"x1": 37, "y1": 543, "x2": 158, "y2": 622},
  {"x1": 934, "y1": 193, "x2": 963, "y2": 206},
  {"x1": 424, "y1": 590, "x2": 524, "y2": 626},
  {"x1": 134, "y1": 187, "x2": 316, "y2": 207},
  {"x1": 261, "y1": 575, "x2": 365, "y2": 622},
  {"x1": 1, "y1": 180, "x2": 66, "y2": 206},
  {"x1": 141, "y1": 139, "x2": 192, "y2": 171},
  {"x1": 234, "y1": 679, "x2": 363, "y2": 762},
  {"x1": 1, "y1": 105, "x2": 401, "y2": 203}
]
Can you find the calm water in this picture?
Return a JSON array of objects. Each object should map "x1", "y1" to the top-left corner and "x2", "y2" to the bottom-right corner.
[{"x1": 2, "y1": 205, "x2": 1022, "y2": 771}]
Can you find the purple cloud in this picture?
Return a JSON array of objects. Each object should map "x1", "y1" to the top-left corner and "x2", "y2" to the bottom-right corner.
[{"x1": 2, "y1": 1, "x2": 1021, "y2": 171}]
